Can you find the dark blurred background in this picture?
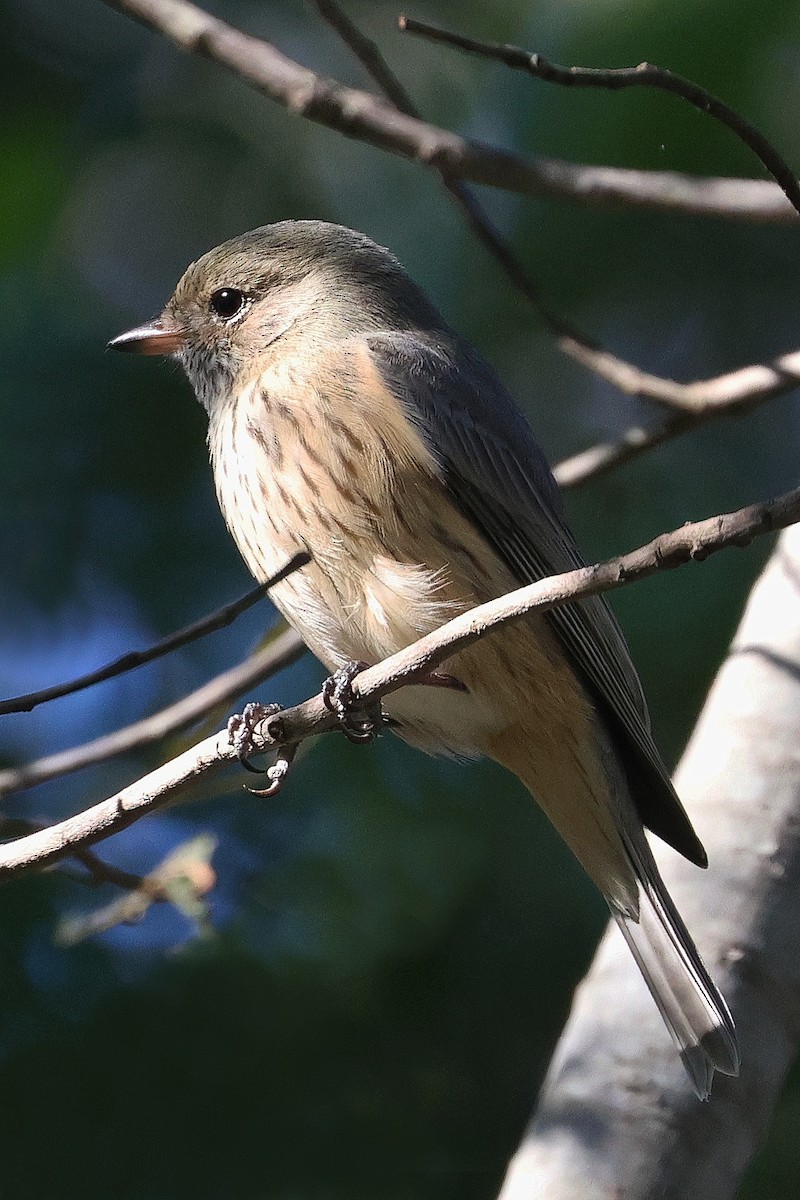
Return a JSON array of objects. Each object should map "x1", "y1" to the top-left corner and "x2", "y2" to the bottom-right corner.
[{"x1": 0, "y1": 0, "x2": 798, "y2": 1196}]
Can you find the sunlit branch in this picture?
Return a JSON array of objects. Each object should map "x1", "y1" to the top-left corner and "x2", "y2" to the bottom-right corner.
[
  {"x1": 101, "y1": 0, "x2": 796, "y2": 223},
  {"x1": 103, "y1": 0, "x2": 800, "y2": 457},
  {"x1": 554, "y1": 347, "x2": 800, "y2": 487},
  {"x1": 398, "y1": 15, "x2": 800, "y2": 219}
]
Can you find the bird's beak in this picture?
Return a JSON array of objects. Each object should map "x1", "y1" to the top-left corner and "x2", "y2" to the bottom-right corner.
[{"x1": 107, "y1": 317, "x2": 186, "y2": 356}]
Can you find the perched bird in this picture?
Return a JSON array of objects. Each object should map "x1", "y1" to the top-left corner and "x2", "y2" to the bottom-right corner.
[{"x1": 110, "y1": 220, "x2": 738, "y2": 1096}]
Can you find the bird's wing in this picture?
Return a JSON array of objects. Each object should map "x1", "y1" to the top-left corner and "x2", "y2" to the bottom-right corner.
[{"x1": 367, "y1": 330, "x2": 706, "y2": 867}]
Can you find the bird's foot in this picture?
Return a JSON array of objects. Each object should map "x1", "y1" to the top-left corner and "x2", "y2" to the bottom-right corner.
[
  {"x1": 227, "y1": 702, "x2": 284, "y2": 772},
  {"x1": 245, "y1": 741, "x2": 299, "y2": 798},
  {"x1": 322, "y1": 661, "x2": 385, "y2": 744},
  {"x1": 227, "y1": 702, "x2": 298, "y2": 797}
]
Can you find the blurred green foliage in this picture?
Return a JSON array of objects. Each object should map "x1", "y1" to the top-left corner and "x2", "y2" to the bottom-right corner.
[{"x1": 0, "y1": 0, "x2": 798, "y2": 1195}]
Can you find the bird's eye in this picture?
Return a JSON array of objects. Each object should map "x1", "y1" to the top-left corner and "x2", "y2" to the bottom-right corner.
[{"x1": 209, "y1": 288, "x2": 246, "y2": 320}]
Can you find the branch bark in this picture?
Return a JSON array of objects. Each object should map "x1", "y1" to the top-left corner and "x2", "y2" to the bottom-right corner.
[
  {"x1": 315, "y1": 0, "x2": 739, "y2": 417},
  {"x1": 399, "y1": 16, "x2": 800, "y2": 218},
  {"x1": 102, "y1": 0, "x2": 797, "y2": 224},
  {"x1": 497, "y1": 524, "x2": 800, "y2": 1200},
  {"x1": 553, "y1": 347, "x2": 800, "y2": 487},
  {"x1": 2, "y1": 483, "x2": 799, "y2": 881}
]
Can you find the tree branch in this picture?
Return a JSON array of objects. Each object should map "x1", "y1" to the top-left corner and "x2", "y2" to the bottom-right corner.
[
  {"x1": 315, "y1": 2, "x2": 745, "y2": 443},
  {"x1": 0, "y1": 626, "x2": 305, "y2": 798},
  {"x1": 1, "y1": 818, "x2": 150, "y2": 892},
  {"x1": 553, "y1": 347, "x2": 800, "y2": 487},
  {"x1": 497, "y1": 524, "x2": 800, "y2": 1199},
  {"x1": 0, "y1": 551, "x2": 309, "y2": 716},
  {"x1": 101, "y1": 0, "x2": 797, "y2": 224},
  {"x1": 3, "y1": 483, "x2": 799, "y2": 880},
  {"x1": 399, "y1": 16, "x2": 800, "y2": 219},
  {"x1": 104, "y1": 0, "x2": 800, "y2": 478}
]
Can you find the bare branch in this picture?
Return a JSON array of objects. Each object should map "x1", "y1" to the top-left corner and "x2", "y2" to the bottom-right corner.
[
  {"x1": 555, "y1": 420, "x2": 676, "y2": 489},
  {"x1": 2, "y1": 483, "x2": 799, "y2": 880},
  {"x1": 100, "y1": 0, "x2": 797, "y2": 225},
  {"x1": 1, "y1": 818, "x2": 150, "y2": 892},
  {"x1": 0, "y1": 627, "x2": 305, "y2": 798},
  {"x1": 0, "y1": 551, "x2": 309, "y2": 716},
  {"x1": 399, "y1": 16, "x2": 800, "y2": 219},
  {"x1": 313, "y1": 0, "x2": 413, "y2": 113},
  {"x1": 68, "y1": 844, "x2": 151, "y2": 893},
  {"x1": 392, "y1": 14, "x2": 800, "y2": 413},
  {"x1": 554, "y1": 347, "x2": 800, "y2": 487}
]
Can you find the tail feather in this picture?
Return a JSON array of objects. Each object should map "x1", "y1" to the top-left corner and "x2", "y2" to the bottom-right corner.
[
  {"x1": 488, "y1": 720, "x2": 739, "y2": 1095},
  {"x1": 611, "y1": 834, "x2": 739, "y2": 1099}
]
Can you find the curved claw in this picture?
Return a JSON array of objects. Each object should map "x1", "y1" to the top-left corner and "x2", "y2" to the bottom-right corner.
[
  {"x1": 227, "y1": 702, "x2": 283, "y2": 770},
  {"x1": 246, "y1": 743, "x2": 298, "y2": 798},
  {"x1": 322, "y1": 661, "x2": 385, "y2": 744}
]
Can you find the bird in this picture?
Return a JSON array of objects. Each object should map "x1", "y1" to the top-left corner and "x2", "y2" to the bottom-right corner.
[{"x1": 110, "y1": 220, "x2": 738, "y2": 1097}]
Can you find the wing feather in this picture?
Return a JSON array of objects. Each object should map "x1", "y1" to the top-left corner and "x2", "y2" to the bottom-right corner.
[{"x1": 367, "y1": 331, "x2": 706, "y2": 867}]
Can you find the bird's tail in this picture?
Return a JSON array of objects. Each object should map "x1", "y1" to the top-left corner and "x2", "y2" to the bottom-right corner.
[
  {"x1": 487, "y1": 720, "x2": 739, "y2": 1096},
  {"x1": 611, "y1": 830, "x2": 739, "y2": 1099}
]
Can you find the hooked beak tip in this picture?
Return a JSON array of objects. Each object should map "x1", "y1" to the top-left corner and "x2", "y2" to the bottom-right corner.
[{"x1": 108, "y1": 319, "x2": 186, "y2": 356}]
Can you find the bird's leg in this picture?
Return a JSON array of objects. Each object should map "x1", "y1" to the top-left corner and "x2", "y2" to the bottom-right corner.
[
  {"x1": 322, "y1": 661, "x2": 386, "y2": 744},
  {"x1": 227, "y1": 701, "x2": 284, "y2": 772},
  {"x1": 322, "y1": 662, "x2": 469, "y2": 744}
]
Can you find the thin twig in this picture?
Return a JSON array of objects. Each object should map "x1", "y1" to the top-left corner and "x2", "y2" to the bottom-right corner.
[
  {"x1": 313, "y1": 0, "x2": 413, "y2": 112},
  {"x1": 554, "y1": 347, "x2": 800, "y2": 486},
  {"x1": 69, "y1": 846, "x2": 151, "y2": 892},
  {"x1": 396, "y1": 14, "x2": 800, "y2": 411},
  {"x1": 554, "y1": 420, "x2": 676, "y2": 489},
  {"x1": 399, "y1": 16, "x2": 800, "y2": 219},
  {"x1": 2, "y1": 482, "x2": 798, "y2": 880},
  {"x1": 1, "y1": 818, "x2": 148, "y2": 891},
  {"x1": 0, "y1": 627, "x2": 306, "y2": 798},
  {"x1": 0, "y1": 551, "x2": 309, "y2": 716},
  {"x1": 100, "y1": 0, "x2": 796, "y2": 224}
]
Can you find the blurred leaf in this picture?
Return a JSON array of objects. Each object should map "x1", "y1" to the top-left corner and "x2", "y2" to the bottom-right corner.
[{"x1": 55, "y1": 834, "x2": 217, "y2": 946}]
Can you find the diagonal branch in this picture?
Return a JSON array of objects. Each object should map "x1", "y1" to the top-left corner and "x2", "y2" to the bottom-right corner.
[
  {"x1": 315, "y1": 2, "x2": 800, "y2": 489},
  {"x1": 101, "y1": 0, "x2": 797, "y2": 224},
  {"x1": 314, "y1": 2, "x2": 707, "y2": 431},
  {"x1": 104, "y1": 0, "x2": 800, "y2": 474},
  {"x1": 554, "y1": 347, "x2": 800, "y2": 487},
  {"x1": 1, "y1": 818, "x2": 149, "y2": 892},
  {"x1": 0, "y1": 551, "x2": 309, "y2": 715},
  {"x1": 2, "y1": 482, "x2": 799, "y2": 881},
  {"x1": 497, "y1": 525, "x2": 800, "y2": 1199},
  {"x1": 0, "y1": 626, "x2": 306, "y2": 798}
]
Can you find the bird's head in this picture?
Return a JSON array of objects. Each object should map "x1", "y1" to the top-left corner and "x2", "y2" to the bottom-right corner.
[{"x1": 109, "y1": 221, "x2": 443, "y2": 410}]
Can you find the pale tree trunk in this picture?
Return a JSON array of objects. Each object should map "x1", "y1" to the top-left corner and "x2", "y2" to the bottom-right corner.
[{"x1": 498, "y1": 524, "x2": 800, "y2": 1200}]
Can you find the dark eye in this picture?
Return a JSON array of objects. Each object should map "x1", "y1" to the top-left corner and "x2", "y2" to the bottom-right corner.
[{"x1": 209, "y1": 288, "x2": 246, "y2": 320}]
